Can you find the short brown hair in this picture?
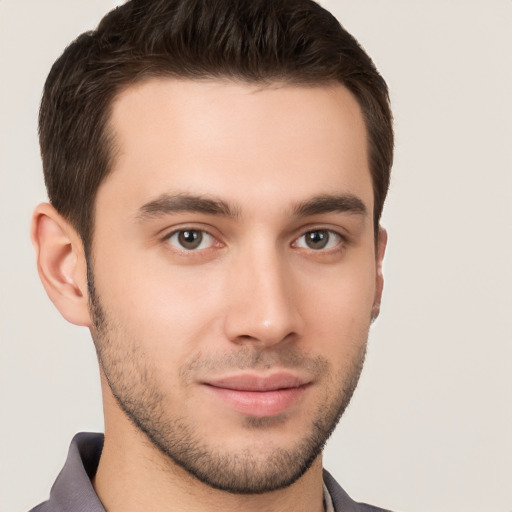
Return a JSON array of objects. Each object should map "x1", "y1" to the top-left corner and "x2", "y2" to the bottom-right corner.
[{"x1": 39, "y1": 0, "x2": 393, "y2": 248}]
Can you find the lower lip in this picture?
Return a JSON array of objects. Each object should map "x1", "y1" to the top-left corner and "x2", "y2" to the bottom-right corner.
[{"x1": 203, "y1": 385, "x2": 309, "y2": 418}]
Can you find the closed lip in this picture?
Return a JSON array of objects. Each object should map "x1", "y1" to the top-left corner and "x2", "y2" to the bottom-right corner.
[{"x1": 202, "y1": 372, "x2": 311, "y2": 391}]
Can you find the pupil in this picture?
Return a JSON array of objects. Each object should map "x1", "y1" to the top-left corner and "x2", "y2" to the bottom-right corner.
[
  {"x1": 178, "y1": 230, "x2": 202, "y2": 249},
  {"x1": 307, "y1": 230, "x2": 328, "y2": 249}
]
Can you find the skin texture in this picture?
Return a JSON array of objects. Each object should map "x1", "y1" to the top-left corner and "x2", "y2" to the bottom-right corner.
[{"x1": 32, "y1": 79, "x2": 386, "y2": 512}]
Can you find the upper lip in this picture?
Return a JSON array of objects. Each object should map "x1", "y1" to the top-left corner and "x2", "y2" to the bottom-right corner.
[{"x1": 203, "y1": 372, "x2": 310, "y2": 392}]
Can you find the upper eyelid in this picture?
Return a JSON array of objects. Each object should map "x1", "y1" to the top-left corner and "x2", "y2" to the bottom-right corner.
[
  {"x1": 298, "y1": 228, "x2": 342, "y2": 237},
  {"x1": 292, "y1": 225, "x2": 348, "y2": 242},
  {"x1": 160, "y1": 224, "x2": 219, "y2": 240},
  {"x1": 158, "y1": 224, "x2": 349, "y2": 244},
  {"x1": 165, "y1": 228, "x2": 213, "y2": 238},
  {"x1": 293, "y1": 228, "x2": 345, "y2": 246},
  {"x1": 163, "y1": 228, "x2": 220, "y2": 254}
]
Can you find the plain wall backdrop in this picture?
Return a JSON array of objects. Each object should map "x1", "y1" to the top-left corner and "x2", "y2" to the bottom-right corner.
[{"x1": 1, "y1": 1, "x2": 511, "y2": 511}]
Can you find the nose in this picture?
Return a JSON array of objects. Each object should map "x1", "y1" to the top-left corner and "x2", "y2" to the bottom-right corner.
[{"x1": 223, "y1": 245, "x2": 304, "y2": 347}]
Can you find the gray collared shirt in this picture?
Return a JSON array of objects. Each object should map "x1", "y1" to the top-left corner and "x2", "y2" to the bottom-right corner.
[{"x1": 30, "y1": 432, "x2": 393, "y2": 512}]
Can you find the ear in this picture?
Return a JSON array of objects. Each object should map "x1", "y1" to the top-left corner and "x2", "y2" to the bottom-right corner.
[
  {"x1": 371, "y1": 226, "x2": 387, "y2": 321},
  {"x1": 31, "y1": 203, "x2": 91, "y2": 327}
]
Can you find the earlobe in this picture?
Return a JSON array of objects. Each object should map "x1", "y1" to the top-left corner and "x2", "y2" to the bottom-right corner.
[
  {"x1": 31, "y1": 203, "x2": 92, "y2": 327},
  {"x1": 371, "y1": 226, "x2": 387, "y2": 322}
]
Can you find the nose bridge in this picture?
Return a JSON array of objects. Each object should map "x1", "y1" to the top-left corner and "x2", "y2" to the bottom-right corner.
[{"x1": 223, "y1": 237, "x2": 302, "y2": 346}]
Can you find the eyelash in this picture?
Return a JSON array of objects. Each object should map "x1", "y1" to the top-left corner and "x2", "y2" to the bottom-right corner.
[
  {"x1": 163, "y1": 229, "x2": 219, "y2": 252},
  {"x1": 162, "y1": 227, "x2": 346, "y2": 253},
  {"x1": 293, "y1": 229, "x2": 344, "y2": 251}
]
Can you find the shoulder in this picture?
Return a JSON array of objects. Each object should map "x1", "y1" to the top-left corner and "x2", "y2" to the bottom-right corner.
[
  {"x1": 26, "y1": 433, "x2": 105, "y2": 512},
  {"x1": 323, "y1": 469, "x2": 395, "y2": 512},
  {"x1": 28, "y1": 503, "x2": 51, "y2": 512}
]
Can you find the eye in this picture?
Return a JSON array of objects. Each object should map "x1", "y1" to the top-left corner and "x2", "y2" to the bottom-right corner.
[
  {"x1": 295, "y1": 229, "x2": 342, "y2": 250},
  {"x1": 165, "y1": 229, "x2": 215, "y2": 251}
]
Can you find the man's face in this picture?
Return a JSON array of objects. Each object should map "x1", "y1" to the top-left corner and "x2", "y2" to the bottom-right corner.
[{"x1": 89, "y1": 79, "x2": 383, "y2": 493}]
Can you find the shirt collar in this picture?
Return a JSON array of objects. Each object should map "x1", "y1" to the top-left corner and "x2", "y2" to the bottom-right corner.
[
  {"x1": 46, "y1": 432, "x2": 105, "y2": 512},
  {"x1": 323, "y1": 481, "x2": 336, "y2": 512},
  {"x1": 43, "y1": 433, "x2": 337, "y2": 512}
]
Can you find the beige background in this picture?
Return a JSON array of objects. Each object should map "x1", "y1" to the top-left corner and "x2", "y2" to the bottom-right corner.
[{"x1": 1, "y1": 1, "x2": 511, "y2": 511}]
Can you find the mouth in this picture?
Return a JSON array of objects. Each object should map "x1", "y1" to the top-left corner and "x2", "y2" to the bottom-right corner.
[{"x1": 201, "y1": 373, "x2": 311, "y2": 418}]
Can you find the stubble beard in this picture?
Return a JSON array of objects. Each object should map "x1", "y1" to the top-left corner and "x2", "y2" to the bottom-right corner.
[{"x1": 88, "y1": 269, "x2": 368, "y2": 495}]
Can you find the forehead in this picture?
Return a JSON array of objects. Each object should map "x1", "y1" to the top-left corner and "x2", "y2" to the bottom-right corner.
[{"x1": 100, "y1": 78, "x2": 372, "y2": 218}]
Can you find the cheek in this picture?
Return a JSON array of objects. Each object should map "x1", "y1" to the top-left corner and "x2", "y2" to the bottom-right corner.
[
  {"x1": 93, "y1": 252, "x2": 227, "y2": 361},
  {"x1": 296, "y1": 258, "x2": 376, "y2": 353}
]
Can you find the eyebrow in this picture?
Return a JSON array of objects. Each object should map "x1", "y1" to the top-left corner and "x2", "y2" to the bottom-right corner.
[
  {"x1": 136, "y1": 193, "x2": 240, "y2": 221},
  {"x1": 291, "y1": 194, "x2": 367, "y2": 218},
  {"x1": 136, "y1": 192, "x2": 367, "y2": 222}
]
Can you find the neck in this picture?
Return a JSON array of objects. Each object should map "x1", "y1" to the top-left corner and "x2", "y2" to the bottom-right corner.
[{"x1": 93, "y1": 390, "x2": 325, "y2": 512}]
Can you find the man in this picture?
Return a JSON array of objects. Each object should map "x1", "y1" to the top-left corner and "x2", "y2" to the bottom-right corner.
[{"x1": 30, "y1": 0, "x2": 393, "y2": 510}]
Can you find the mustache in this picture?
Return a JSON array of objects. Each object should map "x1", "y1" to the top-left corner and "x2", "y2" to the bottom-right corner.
[{"x1": 180, "y1": 345, "x2": 329, "y2": 378}]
